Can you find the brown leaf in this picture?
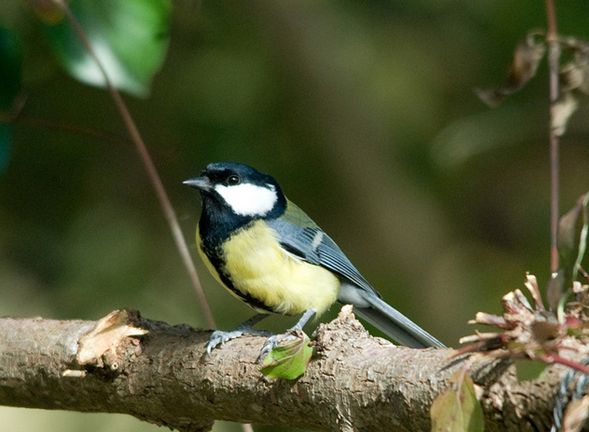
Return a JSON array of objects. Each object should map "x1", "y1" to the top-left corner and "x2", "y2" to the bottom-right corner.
[
  {"x1": 530, "y1": 319, "x2": 560, "y2": 342},
  {"x1": 476, "y1": 31, "x2": 546, "y2": 107},
  {"x1": 524, "y1": 273, "x2": 545, "y2": 311}
]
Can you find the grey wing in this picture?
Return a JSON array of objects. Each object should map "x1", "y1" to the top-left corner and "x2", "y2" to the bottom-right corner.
[
  {"x1": 267, "y1": 219, "x2": 379, "y2": 297},
  {"x1": 268, "y1": 218, "x2": 445, "y2": 348}
]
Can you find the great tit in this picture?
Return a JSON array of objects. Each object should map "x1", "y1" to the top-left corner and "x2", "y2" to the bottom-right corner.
[{"x1": 184, "y1": 162, "x2": 444, "y2": 354}]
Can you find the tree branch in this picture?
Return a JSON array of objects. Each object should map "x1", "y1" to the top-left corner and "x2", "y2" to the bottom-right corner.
[{"x1": 0, "y1": 307, "x2": 566, "y2": 431}]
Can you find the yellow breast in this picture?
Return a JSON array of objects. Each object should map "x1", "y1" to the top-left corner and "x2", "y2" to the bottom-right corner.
[{"x1": 218, "y1": 220, "x2": 340, "y2": 316}]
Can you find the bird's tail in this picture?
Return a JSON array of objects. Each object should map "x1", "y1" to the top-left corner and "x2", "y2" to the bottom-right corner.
[{"x1": 353, "y1": 294, "x2": 445, "y2": 348}]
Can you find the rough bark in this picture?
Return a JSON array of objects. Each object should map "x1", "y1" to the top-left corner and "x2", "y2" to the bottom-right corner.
[{"x1": 0, "y1": 307, "x2": 568, "y2": 431}]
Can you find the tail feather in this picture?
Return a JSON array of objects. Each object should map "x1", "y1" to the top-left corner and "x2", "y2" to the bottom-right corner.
[{"x1": 353, "y1": 295, "x2": 445, "y2": 348}]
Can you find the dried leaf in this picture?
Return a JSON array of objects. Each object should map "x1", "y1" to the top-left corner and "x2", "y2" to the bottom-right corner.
[
  {"x1": 514, "y1": 289, "x2": 533, "y2": 311},
  {"x1": 77, "y1": 309, "x2": 148, "y2": 366},
  {"x1": 476, "y1": 31, "x2": 546, "y2": 107},
  {"x1": 578, "y1": 68, "x2": 589, "y2": 95},
  {"x1": 524, "y1": 273, "x2": 545, "y2": 311},
  {"x1": 530, "y1": 319, "x2": 560, "y2": 342},
  {"x1": 430, "y1": 371, "x2": 484, "y2": 432},
  {"x1": 563, "y1": 396, "x2": 589, "y2": 432},
  {"x1": 501, "y1": 291, "x2": 520, "y2": 315},
  {"x1": 573, "y1": 281, "x2": 587, "y2": 294},
  {"x1": 552, "y1": 91, "x2": 579, "y2": 136},
  {"x1": 560, "y1": 38, "x2": 589, "y2": 95},
  {"x1": 560, "y1": 62, "x2": 589, "y2": 94}
]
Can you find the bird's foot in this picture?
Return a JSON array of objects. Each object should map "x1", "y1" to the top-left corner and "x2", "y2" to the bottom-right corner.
[
  {"x1": 258, "y1": 329, "x2": 301, "y2": 362},
  {"x1": 206, "y1": 327, "x2": 272, "y2": 355}
]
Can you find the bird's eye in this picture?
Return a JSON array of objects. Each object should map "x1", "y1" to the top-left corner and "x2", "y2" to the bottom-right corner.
[{"x1": 226, "y1": 174, "x2": 240, "y2": 186}]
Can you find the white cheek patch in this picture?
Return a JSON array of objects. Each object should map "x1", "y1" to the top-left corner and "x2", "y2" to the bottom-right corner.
[{"x1": 215, "y1": 183, "x2": 278, "y2": 216}]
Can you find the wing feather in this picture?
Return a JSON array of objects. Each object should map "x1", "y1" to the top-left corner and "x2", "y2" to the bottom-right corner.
[
  {"x1": 268, "y1": 200, "x2": 444, "y2": 348},
  {"x1": 268, "y1": 201, "x2": 378, "y2": 297}
]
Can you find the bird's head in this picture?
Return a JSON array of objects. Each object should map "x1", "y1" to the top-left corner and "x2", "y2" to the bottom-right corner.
[{"x1": 184, "y1": 162, "x2": 286, "y2": 219}]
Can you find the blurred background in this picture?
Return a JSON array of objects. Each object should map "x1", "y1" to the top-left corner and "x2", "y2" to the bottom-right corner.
[{"x1": 1, "y1": 1, "x2": 589, "y2": 431}]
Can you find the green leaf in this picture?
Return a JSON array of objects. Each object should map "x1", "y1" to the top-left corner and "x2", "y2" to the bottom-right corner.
[
  {"x1": 430, "y1": 371, "x2": 484, "y2": 432},
  {"x1": 42, "y1": 0, "x2": 171, "y2": 97},
  {"x1": 514, "y1": 359, "x2": 547, "y2": 382},
  {"x1": 260, "y1": 332, "x2": 313, "y2": 380},
  {"x1": 558, "y1": 192, "x2": 589, "y2": 285}
]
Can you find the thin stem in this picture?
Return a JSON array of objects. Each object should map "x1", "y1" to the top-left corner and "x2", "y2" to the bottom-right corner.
[
  {"x1": 545, "y1": 0, "x2": 560, "y2": 274},
  {"x1": 54, "y1": 1, "x2": 216, "y2": 328}
]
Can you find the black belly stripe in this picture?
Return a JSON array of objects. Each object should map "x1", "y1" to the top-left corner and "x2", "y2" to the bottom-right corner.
[
  {"x1": 218, "y1": 269, "x2": 275, "y2": 313},
  {"x1": 200, "y1": 241, "x2": 275, "y2": 314}
]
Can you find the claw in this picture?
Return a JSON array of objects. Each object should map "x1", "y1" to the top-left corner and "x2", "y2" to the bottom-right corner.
[
  {"x1": 206, "y1": 329, "x2": 246, "y2": 355},
  {"x1": 258, "y1": 331, "x2": 300, "y2": 362},
  {"x1": 205, "y1": 328, "x2": 273, "y2": 355}
]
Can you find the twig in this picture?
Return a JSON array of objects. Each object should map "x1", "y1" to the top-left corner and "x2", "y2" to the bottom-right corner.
[
  {"x1": 51, "y1": 0, "x2": 216, "y2": 328},
  {"x1": 545, "y1": 0, "x2": 560, "y2": 274},
  {"x1": 0, "y1": 111, "x2": 128, "y2": 145}
]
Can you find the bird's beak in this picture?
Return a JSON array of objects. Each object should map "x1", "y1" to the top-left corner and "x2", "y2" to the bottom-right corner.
[{"x1": 183, "y1": 176, "x2": 213, "y2": 192}]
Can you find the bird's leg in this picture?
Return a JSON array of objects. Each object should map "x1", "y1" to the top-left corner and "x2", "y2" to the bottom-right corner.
[
  {"x1": 206, "y1": 313, "x2": 271, "y2": 355},
  {"x1": 259, "y1": 309, "x2": 316, "y2": 360},
  {"x1": 290, "y1": 308, "x2": 316, "y2": 331}
]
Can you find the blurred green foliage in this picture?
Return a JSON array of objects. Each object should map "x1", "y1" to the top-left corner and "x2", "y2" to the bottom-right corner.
[
  {"x1": 41, "y1": 0, "x2": 170, "y2": 97},
  {"x1": 0, "y1": 26, "x2": 21, "y2": 172},
  {"x1": 1, "y1": 1, "x2": 589, "y2": 431}
]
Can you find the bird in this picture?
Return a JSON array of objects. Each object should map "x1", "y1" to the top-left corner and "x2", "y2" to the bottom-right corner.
[{"x1": 184, "y1": 162, "x2": 445, "y2": 355}]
